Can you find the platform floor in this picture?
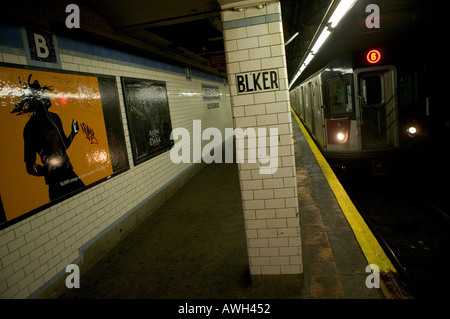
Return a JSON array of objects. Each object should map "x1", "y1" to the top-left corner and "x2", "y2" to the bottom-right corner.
[{"x1": 58, "y1": 113, "x2": 385, "y2": 299}]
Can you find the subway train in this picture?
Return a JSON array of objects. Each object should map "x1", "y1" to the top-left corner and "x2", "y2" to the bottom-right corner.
[{"x1": 289, "y1": 44, "x2": 430, "y2": 175}]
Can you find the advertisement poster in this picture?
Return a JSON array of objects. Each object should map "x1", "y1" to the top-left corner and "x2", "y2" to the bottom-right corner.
[
  {"x1": 121, "y1": 77, "x2": 174, "y2": 165},
  {"x1": 0, "y1": 64, "x2": 129, "y2": 228},
  {"x1": 202, "y1": 84, "x2": 220, "y2": 109}
]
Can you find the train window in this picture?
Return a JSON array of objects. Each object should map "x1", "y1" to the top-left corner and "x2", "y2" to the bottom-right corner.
[
  {"x1": 360, "y1": 75, "x2": 382, "y2": 106},
  {"x1": 326, "y1": 75, "x2": 353, "y2": 116},
  {"x1": 399, "y1": 72, "x2": 419, "y2": 107}
]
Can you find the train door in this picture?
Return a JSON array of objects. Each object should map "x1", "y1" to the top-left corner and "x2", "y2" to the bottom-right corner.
[
  {"x1": 304, "y1": 82, "x2": 314, "y2": 136},
  {"x1": 312, "y1": 79, "x2": 325, "y2": 147},
  {"x1": 299, "y1": 86, "x2": 305, "y2": 119},
  {"x1": 355, "y1": 66, "x2": 399, "y2": 150}
]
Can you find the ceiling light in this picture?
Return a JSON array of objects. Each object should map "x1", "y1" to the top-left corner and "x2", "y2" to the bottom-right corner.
[
  {"x1": 311, "y1": 28, "x2": 331, "y2": 54},
  {"x1": 303, "y1": 52, "x2": 314, "y2": 66},
  {"x1": 328, "y1": 0, "x2": 357, "y2": 28},
  {"x1": 285, "y1": 32, "x2": 299, "y2": 47},
  {"x1": 289, "y1": 0, "x2": 358, "y2": 89}
]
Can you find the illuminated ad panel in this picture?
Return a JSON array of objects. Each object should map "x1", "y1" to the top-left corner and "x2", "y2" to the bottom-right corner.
[
  {"x1": 121, "y1": 77, "x2": 174, "y2": 165},
  {"x1": 0, "y1": 64, "x2": 129, "y2": 228},
  {"x1": 202, "y1": 84, "x2": 220, "y2": 110}
]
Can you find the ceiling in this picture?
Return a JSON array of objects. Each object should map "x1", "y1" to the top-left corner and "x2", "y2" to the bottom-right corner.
[
  {"x1": 81, "y1": 0, "x2": 225, "y2": 73},
  {"x1": 1, "y1": 0, "x2": 441, "y2": 84},
  {"x1": 285, "y1": 0, "x2": 438, "y2": 85}
]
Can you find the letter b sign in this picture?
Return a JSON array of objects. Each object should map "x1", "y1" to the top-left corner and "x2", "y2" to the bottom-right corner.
[
  {"x1": 33, "y1": 34, "x2": 49, "y2": 59},
  {"x1": 25, "y1": 28, "x2": 58, "y2": 63}
]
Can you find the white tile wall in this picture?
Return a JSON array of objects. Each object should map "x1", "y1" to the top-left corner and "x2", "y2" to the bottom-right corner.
[
  {"x1": 221, "y1": 0, "x2": 302, "y2": 276},
  {"x1": 0, "y1": 48, "x2": 232, "y2": 298}
]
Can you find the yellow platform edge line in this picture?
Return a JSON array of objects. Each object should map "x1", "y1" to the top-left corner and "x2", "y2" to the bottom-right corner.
[{"x1": 291, "y1": 108, "x2": 397, "y2": 274}]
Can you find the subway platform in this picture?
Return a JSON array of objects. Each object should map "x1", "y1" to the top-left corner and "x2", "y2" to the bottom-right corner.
[{"x1": 57, "y1": 113, "x2": 393, "y2": 300}]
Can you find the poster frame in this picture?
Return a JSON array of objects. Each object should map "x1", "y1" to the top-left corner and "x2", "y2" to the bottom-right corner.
[
  {"x1": 0, "y1": 62, "x2": 130, "y2": 230},
  {"x1": 120, "y1": 76, "x2": 174, "y2": 166}
]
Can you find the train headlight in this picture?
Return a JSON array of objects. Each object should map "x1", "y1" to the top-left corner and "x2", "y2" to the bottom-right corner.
[
  {"x1": 327, "y1": 119, "x2": 350, "y2": 144},
  {"x1": 407, "y1": 126, "x2": 417, "y2": 136},
  {"x1": 336, "y1": 122, "x2": 348, "y2": 143}
]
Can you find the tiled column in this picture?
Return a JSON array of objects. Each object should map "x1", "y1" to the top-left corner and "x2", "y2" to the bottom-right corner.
[{"x1": 219, "y1": 0, "x2": 302, "y2": 276}]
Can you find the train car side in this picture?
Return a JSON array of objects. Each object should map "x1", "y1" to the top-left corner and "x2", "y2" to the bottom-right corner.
[{"x1": 290, "y1": 49, "x2": 427, "y2": 174}]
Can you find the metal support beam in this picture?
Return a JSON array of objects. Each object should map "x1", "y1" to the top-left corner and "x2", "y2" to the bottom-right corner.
[{"x1": 116, "y1": 11, "x2": 221, "y2": 32}]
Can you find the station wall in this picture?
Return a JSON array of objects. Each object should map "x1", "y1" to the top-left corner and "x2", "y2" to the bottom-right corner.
[{"x1": 0, "y1": 25, "x2": 232, "y2": 298}]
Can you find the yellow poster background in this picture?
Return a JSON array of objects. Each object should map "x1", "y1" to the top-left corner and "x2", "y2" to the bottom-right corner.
[{"x1": 0, "y1": 66, "x2": 113, "y2": 221}]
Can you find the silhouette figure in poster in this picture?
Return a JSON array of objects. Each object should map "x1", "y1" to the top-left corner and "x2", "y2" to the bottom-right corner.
[{"x1": 11, "y1": 74, "x2": 85, "y2": 201}]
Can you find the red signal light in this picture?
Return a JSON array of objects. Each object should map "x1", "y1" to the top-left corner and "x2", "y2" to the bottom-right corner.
[{"x1": 366, "y1": 49, "x2": 381, "y2": 64}]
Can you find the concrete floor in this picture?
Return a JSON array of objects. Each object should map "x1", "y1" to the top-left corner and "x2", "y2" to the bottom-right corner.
[
  {"x1": 59, "y1": 162, "x2": 308, "y2": 299},
  {"x1": 58, "y1": 114, "x2": 385, "y2": 299},
  {"x1": 292, "y1": 114, "x2": 384, "y2": 299}
]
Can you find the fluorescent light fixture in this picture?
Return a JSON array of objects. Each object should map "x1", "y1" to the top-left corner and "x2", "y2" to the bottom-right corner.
[
  {"x1": 289, "y1": 64, "x2": 307, "y2": 89},
  {"x1": 304, "y1": 52, "x2": 314, "y2": 66},
  {"x1": 289, "y1": 0, "x2": 358, "y2": 89},
  {"x1": 311, "y1": 28, "x2": 331, "y2": 54},
  {"x1": 328, "y1": 0, "x2": 357, "y2": 28},
  {"x1": 289, "y1": 71, "x2": 301, "y2": 89},
  {"x1": 285, "y1": 32, "x2": 299, "y2": 47}
]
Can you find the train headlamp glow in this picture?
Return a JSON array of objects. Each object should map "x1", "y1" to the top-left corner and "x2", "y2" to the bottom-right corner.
[
  {"x1": 337, "y1": 132, "x2": 346, "y2": 141},
  {"x1": 336, "y1": 122, "x2": 348, "y2": 143},
  {"x1": 407, "y1": 126, "x2": 417, "y2": 136},
  {"x1": 327, "y1": 119, "x2": 350, "y2": 144}
]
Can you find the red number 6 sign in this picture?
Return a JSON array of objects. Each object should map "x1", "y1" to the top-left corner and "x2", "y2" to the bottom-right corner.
[{"x1": 367, "y1": 49, "x2": 381, "y2": 64}]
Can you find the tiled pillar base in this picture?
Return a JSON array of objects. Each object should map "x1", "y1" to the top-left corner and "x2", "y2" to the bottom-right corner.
[{"x1": 219, "y1": 0, "x2": 302, "y2": 275}]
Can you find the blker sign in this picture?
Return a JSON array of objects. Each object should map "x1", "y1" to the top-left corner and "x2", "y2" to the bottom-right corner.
[{"x1": 236, "y1": 69, "x2": 279, "y2": 94}]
